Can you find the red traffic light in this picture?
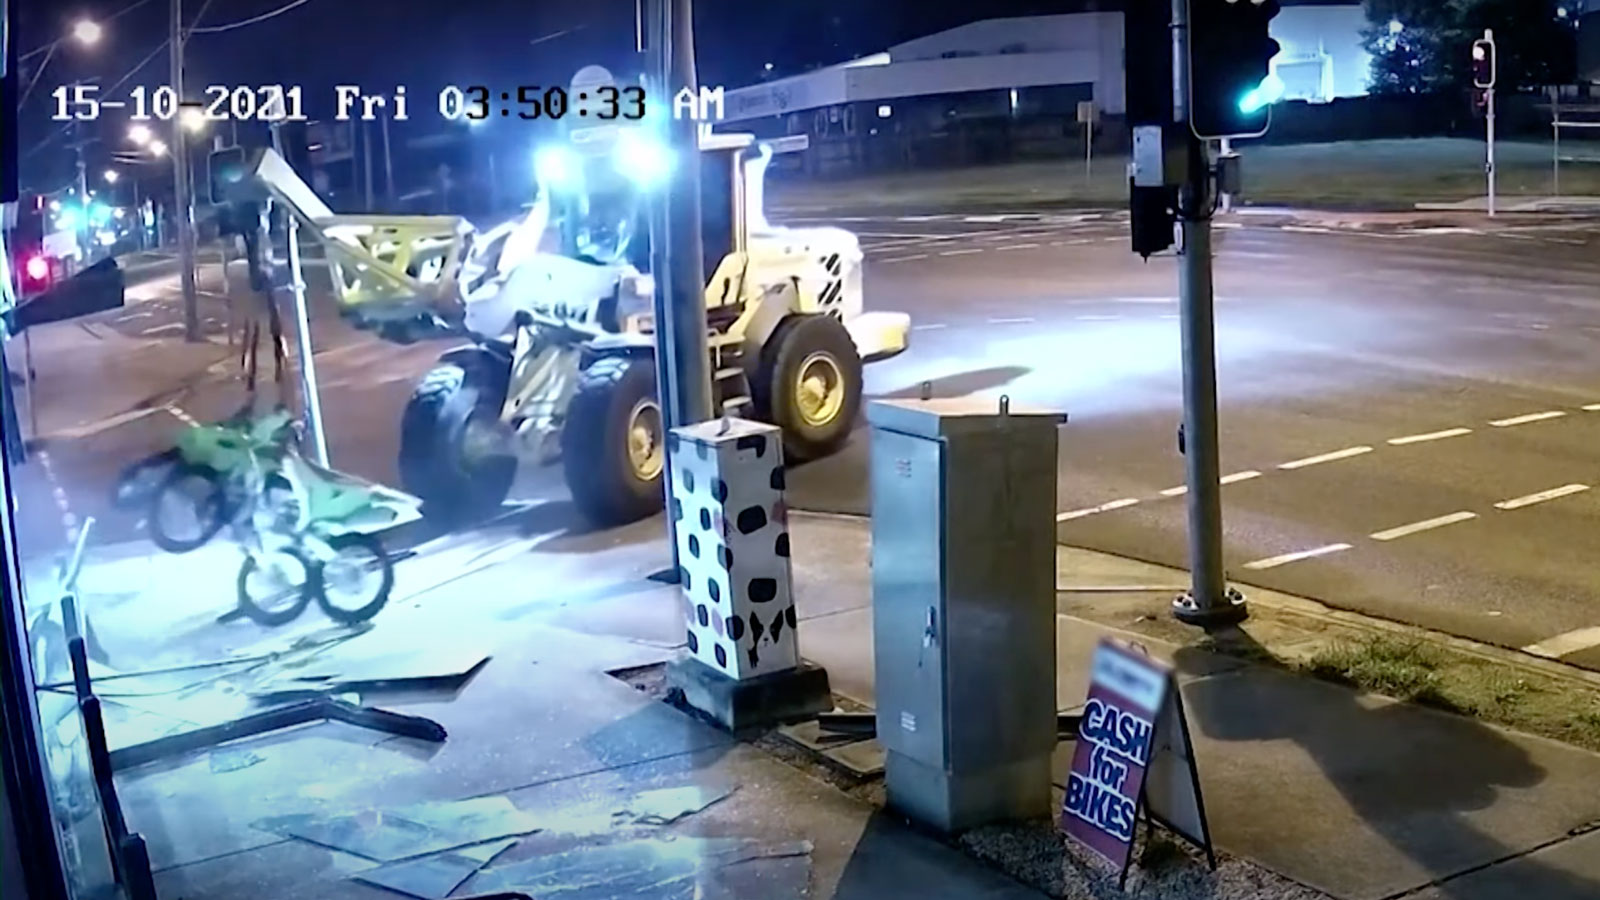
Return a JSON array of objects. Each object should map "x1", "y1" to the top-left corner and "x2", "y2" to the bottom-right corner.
[
  {"x1": 24, "y1": 256, "x2": 49, "y2": 283},
  {"x1": 1472, "y1": 39, "x2": 1496, "y2": 89}
]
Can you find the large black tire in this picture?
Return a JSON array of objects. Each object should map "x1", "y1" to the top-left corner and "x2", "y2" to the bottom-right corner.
[
  {"x1": 314, "y1": 532, "x2": 394, "y2": 625},
  {"x1": 751, "y1": 314, "x2": 864, "y2": 462},
  {"x1": 562, "y1": 356, "x2": 665, "y2": 528},
  {"x1": 148, "y1": 464, "x2": 229, "y2": 554},
  {"x1": 236, "y1": 549, "x2": 315, "y2": 627},
  {"x1": 398, "y1": 360, "x2": 517, "y2": 521}
]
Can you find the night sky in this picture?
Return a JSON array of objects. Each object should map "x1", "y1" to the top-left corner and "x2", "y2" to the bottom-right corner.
[{"x1": 13, "y1": 0, "x2": 1109, "y2": 191}]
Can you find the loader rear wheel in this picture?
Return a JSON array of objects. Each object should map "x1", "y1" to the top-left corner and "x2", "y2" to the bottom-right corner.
[
  {"x1": 398, "y1": 361, "x2": 517, "y2": 521},
  {"x1": 752, "y1": 314, "x2": 863, "y2": 462},
  {"x1": 562, "y1": 356, "x2": 665, "y2": 528}
]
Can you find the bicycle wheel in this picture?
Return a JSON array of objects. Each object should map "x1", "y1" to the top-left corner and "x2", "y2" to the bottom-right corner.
[
  {"x1": 236, "y1": 549, "x2": 315, "y2": 626},
  {"x1": 149, "y1": 465, "x2": 229, "y2": 553},
  {"x1": 314, "y1": 532, "x2": 394, "y2": 625}
]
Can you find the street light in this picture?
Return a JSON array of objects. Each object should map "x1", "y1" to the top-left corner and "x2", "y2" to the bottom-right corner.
[
  {"x1": 1388, "y1": 19, "x2": 1404, "y2": 35},
  {"x1": 73, "y1": 19, "x2": 103, "y2": 46},
  {"x1": 179, "y1": 106, "x2": 207, "y2": 133},
  {"x1": 128, "y1": 124, "x2": 153, "y2": 145},
  {"x1": 104, "y1": 170, "x2": 119, "y2": 184},
  {"x1": 149, "y1": 140, "x2": 168, "y2": 156}
]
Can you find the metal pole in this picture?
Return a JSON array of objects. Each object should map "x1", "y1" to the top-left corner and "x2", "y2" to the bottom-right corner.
[
  {"x1": 1487, "y1": 86, "x2": 1496, "y2": 217},
  {"x1": 74, "y1": 117, "x2": 89, "y2": 265},
  {"x1": 1218, "y1": 137, "x2": 1233, "y2": 213},
  {"x1": 1553, "y1": 87, "x2": 1561, "y2": 198},
  {"x1": 171, "y1": 0, "x2": 200, "y2": 341},
  {"x1": 1171, "y1": 0, "x2": 1245, "y2": 626},
  {"x1": 661, "y1": 0, "x2": 713, "y2": 428},
  {"x1": 270, "y1": 124, "x2": 329, "y2": 465},
  {"x1": 380, "y1": 105, "x2": 395, "y2": 205},
  {"x1": 362, "y1": 119, "x2": 374, "y2": 210},
  {"x1": 1084, "y1": 119, "x2": 1093, "y2": 183}
]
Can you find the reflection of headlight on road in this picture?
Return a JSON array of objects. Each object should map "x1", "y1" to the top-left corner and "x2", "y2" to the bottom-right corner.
[
  {"x1": 534, "y1": 145, "x2": 580, "y2": 191},
  {"x1": 615, "y1": 131, "x2": 672, "y2": 188}
]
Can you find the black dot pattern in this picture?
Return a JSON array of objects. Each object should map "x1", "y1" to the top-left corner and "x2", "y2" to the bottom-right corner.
[
  {"x1": 687, "y1": 630, "x2": 699, "y2": 653},
  {"x1": 770, "y1": 611, "x2": 785, "y2": 643},
  {"x1": 726, "y1": 616, "x2": 745, "y2": 640},
  {"x1": 696, "y1": 441, "x2": 710, "y2": 460},
  {"x1": 718, "y1": 545, "x2": 733, "y2": 570},
  {"x1": 682, "y1": 469, "x2": 695, "y2": 493},
  {"x1": 785, "y1": 606, "x2": 797, "y2": 629},
  {"x1": 679, "y1": 567, "x2": 691, "y2": 591},
  {"x1": 666, "y1": 432, "x2": 680, "y2": 454},
  {"x1": 709, "y1": 579, "x2": 721, "y2": 603},
  {"x1": 770, "y1": 466, "x2": 786, "y2": 491},
  {"x1": 714, "y1": 644, "x2": 728, "y2": 668},
  {"x1": 696, "y1": 604, "x2": 709, "y2": 627},
  {"x1": 736, "y1": 506, "x2": 767, "y2": 535},
  {"x1": 699, "y1": 508, "x2": 712, "y2": 530},
  {"x1": 671, "y1": 497, "x2": 683, "y2": 521},
  {"x1": 736, "y1": 435, "x2": 767, "y2": 457},
  {"x1": 688, "y1": 534, "x2": 700, "y2": 558},
  {"x1": 774, "y1": 533, "x2": 790, "y2": 558},
  {"x1": 748, "y1": 577, "x2": 777, "y2": 603},
  {"x1": 713, "y1": 478, "x2": 728, "y2": 503}
]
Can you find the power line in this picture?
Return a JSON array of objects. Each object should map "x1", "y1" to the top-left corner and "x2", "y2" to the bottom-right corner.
[
  {"x1": 189, "y1": 0, "x2": 316, "y2": 34},
  {"x1": 24, "y1": 38, "x2": 173, "y2": 158}
]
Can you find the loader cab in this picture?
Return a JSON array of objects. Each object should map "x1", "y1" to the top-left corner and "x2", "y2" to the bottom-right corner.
[{"x1": 696, "y1": 134, "x2": 752, "y2": 290}]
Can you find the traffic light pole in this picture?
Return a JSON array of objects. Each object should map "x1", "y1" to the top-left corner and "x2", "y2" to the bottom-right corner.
[
  {"x1": 1172, "y1": 0, "x2": 1247, "y2": 626},
  {"x1": 171, "y1": 0, "x2": 200, "y2": 342}
]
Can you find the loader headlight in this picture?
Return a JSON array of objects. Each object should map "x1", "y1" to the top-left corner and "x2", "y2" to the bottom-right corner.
[
  {"x1": 534, "y1": 145, "x2": 580, "y2": 191},
  {"x1": 615, "y1": 131, "x2": 672, "y2": 188}
]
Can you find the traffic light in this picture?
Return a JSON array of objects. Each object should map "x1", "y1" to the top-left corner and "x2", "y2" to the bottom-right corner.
[
  {"x1": 207, "y1": 146, "x2": 250, "y2": 205},
  {"x1": 1472, "y1": 38, "x2": 1496, "y2": 89},
  {"x1": 1188, "y1": 0, "x2": 1283, "y2": 140},
  {"x1": 19, "y1": 255, "x2": 53, "y2": 297}
]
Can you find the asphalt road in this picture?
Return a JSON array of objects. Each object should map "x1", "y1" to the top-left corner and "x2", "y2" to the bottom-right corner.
[
  {"x1": 17, "y1": 210, "x2": 1600, "y2": 672},
  {"x1": 780, "y1": 208, "x2": 1600, "y2": 669}
]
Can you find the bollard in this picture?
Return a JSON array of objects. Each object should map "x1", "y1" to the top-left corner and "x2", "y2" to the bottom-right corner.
[{"x1": 664, "y1": 417, "x2": 832, "y2": 731}]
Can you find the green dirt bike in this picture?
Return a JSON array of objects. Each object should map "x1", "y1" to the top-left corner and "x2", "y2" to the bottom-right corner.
[{"x1": 113, "y1": 407, "x2": 422, "y2": 626}]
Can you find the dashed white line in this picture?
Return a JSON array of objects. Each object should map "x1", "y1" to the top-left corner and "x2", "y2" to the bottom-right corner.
[
  {"x1": 1388, "y1": 427, "x2": 1473, "y2": 446},
  {"x1": 939, "y1": 248, "x2": 985, "y2": 257},
  {"x1": 988, "y1": 317, "x2": 1036, "y2": 325},
  {"x1": 1494, "y1": 483, "x2": 1589, "y2": 510},
  {"x1": 1369, "y1": 511, "x2": 1478, "y2": 542},
  {"x1": 879, "y1": 253, "x2": 929, "y2": 263},
  {"x1": 1076, "y1": 314, "x2": 1121, "y2": 321},
  {"x1": 164, "y1": 405, "x2": 201, "y2": 427},
  {"x1": 1582, "y1": 404, "x2": 1600, "y2": 412},
  {"x1": 1489, "y1": 410, "x2": 1566, "y2": 428},
  {"x1": 912, "y1": 323, "x2": 947, "y2": 331},
  {"x1": 1221, "y1": 470, "x2": 1263, "y2": 485},
  {"x1": 1278, "y1": 446, "x2": 1373, "y2": 470},
  {"x1": 997, "y1": 243, "x2": 1042, "y2": 251},
  {"x1": 1242, "y1": 543, "x2": 1353, "y2": 571},
  {"x1": 1523, "y1": 627, "x2": 1600, "y2": 660},
  {"x1": 1056, "y1": 498, "x2": 1140, "y2": 522}
]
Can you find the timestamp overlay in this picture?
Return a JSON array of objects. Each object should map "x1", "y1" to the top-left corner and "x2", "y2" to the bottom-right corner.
[{"x1": 52, "y1": 82, "x2": 727, "y2": 125}]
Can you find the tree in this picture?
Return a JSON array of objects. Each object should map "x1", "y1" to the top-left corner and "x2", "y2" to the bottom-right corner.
[{"x1": 1362, "y1": 0, "x2": 1576, "y2": 95}]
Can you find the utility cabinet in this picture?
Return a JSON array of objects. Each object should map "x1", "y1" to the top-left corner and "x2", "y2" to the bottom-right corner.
[{"x1": 868, "y1": 396, "x2": 1065, "y2": 832}]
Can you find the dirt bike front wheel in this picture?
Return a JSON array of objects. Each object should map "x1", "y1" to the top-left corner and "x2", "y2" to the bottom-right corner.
[
  {"x1": 314, "y1": 532, "x2": 394, "y2": 625},
  {"x1": 236, "y1": 549, "x2": 315, "y2": 627},
  {"x1": 149, "y1": 464, "x2": 230, "y2": 554}
]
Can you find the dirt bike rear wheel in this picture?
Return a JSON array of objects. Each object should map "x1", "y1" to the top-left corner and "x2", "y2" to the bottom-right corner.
[{"x1": 149, "y1": 464, "x2": 229, "y2": 554}]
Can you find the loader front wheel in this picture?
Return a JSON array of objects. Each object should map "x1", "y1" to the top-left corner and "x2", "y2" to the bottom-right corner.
[
  {"x1": 562, "y1": 356, "x2": 665, "y2": 528},
  {"x1": 752, "y1": 314, "x2": 863, "y2": 462},
  {"x1": 398, "y1": 361, "x2": 517, "y2": 522}
]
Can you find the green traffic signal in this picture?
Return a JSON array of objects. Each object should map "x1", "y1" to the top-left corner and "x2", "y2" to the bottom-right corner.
[{"x1": 1237, "y1": 74, "x2": 1286, "y2": 115}]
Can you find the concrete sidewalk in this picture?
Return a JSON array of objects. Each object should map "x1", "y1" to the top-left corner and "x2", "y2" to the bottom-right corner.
[{"x1": 92, "y1": 506, "x2": 1600, "y2": 899}]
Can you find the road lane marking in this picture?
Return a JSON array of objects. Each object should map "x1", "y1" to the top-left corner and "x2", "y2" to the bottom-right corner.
[
  {"x1": 1158, "y1": 470, "x2": 1261, "y2": 497},
  {"x1": 1388, "y1": 427, "x2": 1473, "y2": 445},
  {"x1": 163, "y1": 405, "x2": 201, "y2": 427},
  {"x1": 988, "y1": 317, "x2": 1035, "y2": 325},
  {"x1": 1523, "y1": 627, "x2": 1600, "y2": 660},
  {"x1": 1369, "y1": 511, "x2": 1478, "y2": 542},
  {"x1": 1494, "y1": 483, "x2": 1589, "y2": 510},
  {"x1": 879, "y1": 254, "x2": 929, "y2": 263},
  {"x1": 1242, "y1": 544, "x2": 1352, "y2": 570},
  {"x1": 939, "y1": 248, "x2": 985, "y2": 257},
  {"x1": 1279, "y1": 446, "x2": 1373, "y2": 470},
  {"x1": 997, "y1": 243, "x2": 1041, "y2": 251},
  {"x1": 1056, "y1": 498, "x2": 1140, "y2": 522},
  {"x1": 912, "y1": 323, "x2": 947, "y2": 331},
  {"x1": 1076, "y1": 314, "x2": 1121, "y2": 321},
  {"x1": 1489, "y1": 410, "x2": 1566, "y2": 427},
  {"x1": 47, "y1": 406, "x2": 166, "y2": 441},
  {"x1": 1583, "y1": 404, "x2": 1600, "y2": 412}
]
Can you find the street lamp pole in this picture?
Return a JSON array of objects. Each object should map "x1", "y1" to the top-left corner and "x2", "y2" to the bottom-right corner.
[{"x1": 170, "y1": 0, "x2": 200, "y2": 341}]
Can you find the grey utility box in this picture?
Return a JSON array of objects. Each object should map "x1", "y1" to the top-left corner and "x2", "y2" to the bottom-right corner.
[{"x1": 868, "y1": 396, "x2": 1065, "y2": 833}]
